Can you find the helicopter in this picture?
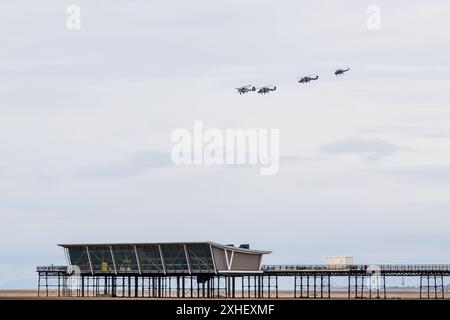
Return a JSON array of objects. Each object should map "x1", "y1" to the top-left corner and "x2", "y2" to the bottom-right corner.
[
  {"x1": 335, "y1": 67, "x2": 350, "y2": 76},
  {"x1": 257, "y1": 86, "x2": 277, "y2": 94},
  {"x1": 298, "y1": 75, "x2": 319, "y2": 84},
  {"x1": 236, "y1": 85, "x2": 256, "y2": 94}
]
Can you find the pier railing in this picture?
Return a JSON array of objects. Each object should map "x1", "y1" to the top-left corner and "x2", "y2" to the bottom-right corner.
[
  {"x1": 37, "y1": 264, "x2": 450, "y2": 273},
  {"x1": 262, "y1": 264, "x2": 450, "y2": 272},
  {"x1": 36, "y1": 266, "x2": 67, "y2": 272}
]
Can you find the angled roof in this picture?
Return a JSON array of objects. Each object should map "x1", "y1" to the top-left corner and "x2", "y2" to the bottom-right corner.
[{"x1": 58, "y1": 241, "x2": 271, "y2": 255}]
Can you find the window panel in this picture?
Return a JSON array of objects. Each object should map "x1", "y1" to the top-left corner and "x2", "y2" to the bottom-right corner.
[
  {"x1": 112, "y1": 245, "x2": 139, "y2": 272},
  {"x1": 186, "y1": 244, "x2": 214, "y2": 272},
  {"x1": 67, "y1": 246, "x2": 91, "y2": 272},
  {"x1": 136, "y1": 245, "x2": 164, "y2": 272},
  {"x1": 88, "y1": 245, "x2": 114, "y2": 272},
  {"x1": 161, "y1": 244, "x2": 188, "y2": 272}
]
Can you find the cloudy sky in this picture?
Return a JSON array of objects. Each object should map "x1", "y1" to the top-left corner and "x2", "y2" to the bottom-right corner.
[{"x1": 1, "y1": 0, "x2": 450, "y2": 288}]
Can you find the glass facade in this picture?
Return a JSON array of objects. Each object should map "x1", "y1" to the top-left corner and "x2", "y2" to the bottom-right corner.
[
  {"x1": 186, "y1": 244, "x2": 214, "y2": 272},
  {"x1": 88, "y1": 245, "x2": 115, "y2": 272},
  {"x1": 161, "y1": 244, "x2": 189, "y2": 271},
  {"x1": 62, "y1": 243, "x2": 262, "y2": 274},
  {"x1": 67, "y1": 246, "x2": 91, "y2": 272},
  {"x1": 136, "y1": 245, "x2": 164, "y2": 272},
  {"x1": 112, "y1": 245, "x2": 139, "y2": 272}
]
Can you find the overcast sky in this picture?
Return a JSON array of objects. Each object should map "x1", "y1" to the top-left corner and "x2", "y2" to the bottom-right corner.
[{"x1": 1, "y1": 0, "x2": 450, "y2": 288}]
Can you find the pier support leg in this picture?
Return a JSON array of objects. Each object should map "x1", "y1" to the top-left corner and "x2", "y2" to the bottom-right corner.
[
  {"x1": 348, "y1": 276, "x2": 351, "y2": 299},
  {"x1": 419, "y1": 275, "x2": 422, "y2": 299}
]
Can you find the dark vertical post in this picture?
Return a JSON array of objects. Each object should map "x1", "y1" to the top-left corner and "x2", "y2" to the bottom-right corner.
[
  {"x1": 260, "y1": 275, "x2": 264, "y2": 298},
  {"x1": 347, "y1": 276, "x2": 351, "y2": 299},
  {"x1": 313, "y1": 275, "x2": 316, "y2": 298},
  {"x1": 81, "y1": 276, "x2": 85, "y2": 297},
  {"x1": 276, "y1": 275, "x2": 279, "y2": 298},
  {"x1": 434, "y1": 275, "x2": 437, "y2": 299},
  {"x1": 300, "y1": 276, "x2": 303, "y2": 298},
  {"x1": 257, "y1": 276, "x2": 261, "y2": 298},
  {"x1": 45, "y1": 274, "x2": 48, "y2": 296},
  {"x1": 307, "y1": 276, "x2": 310, "y2": 298},
  {"x1": 148, "y1": 275, "x2": 154, "y2": 298},
  {"x1": 294, "y1": 276, "x2": 297, "y2": 298},
  {"x1": 169, "y1": 276, "x2": 171, "y2": 298},
  {"x1": 37, "y1": 273, "x2": 41, "y2": 297},
  {"x1": 320, "y1": 275, "x2": 323, "y2": 299},
  {"x1": 361, "y1": 275, "x2": 364, "y2": 299},
  {"x1": 328, "y1": 275, "x2": 331, "y2": 299},
  {"x1": 383, "y1": 275, "x2": 386, "y2": 299},
  {"x1": 419, "y1": 275, "x2": 422, "y2": 299},
  {"x1": 230, "y1": 276, "x2": 233, "y2": 298},
  {"x1": 218, "y1": 276, "x2": 221, "y2": 298},
  {"x1": 57, "y1": 274, "x2": 61, "y2": 297},
  {"x1": 376, "y1": 275, "x2": 380, "y2": 299},
  {"x1": 232, "y1": 276, "x2": 235, "y2": 298},
  {"x1": 201, "y1": 280, "x2": 204, "y2": 298},
  {"x1": 182, "y1": 276, "x2": 185, "y2": 298},
  {"x1": 134, "y1": 276, "x2": 138, "y2": 297},
  {"x1": 128, "y1": 276, "x2": 131, "y2": 297},
  {"x1": 111, "y1": 276, "x2": 115, "y2": 297},
  {"x1": 122, "y1": 276, "x2": 125, "y2": 297}
]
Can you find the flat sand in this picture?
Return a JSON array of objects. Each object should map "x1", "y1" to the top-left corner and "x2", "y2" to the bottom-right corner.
[{"x1": 0, "y1": 289, "x2": 447, "y2": 300}]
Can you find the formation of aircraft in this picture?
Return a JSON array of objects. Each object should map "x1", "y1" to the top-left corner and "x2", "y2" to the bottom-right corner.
[
  {"x1": 236, "y1": 67, "x2": 350, "y2": 94},
  {"x1": 236, "y1": 85, "x2": 277, "y2": 95}
]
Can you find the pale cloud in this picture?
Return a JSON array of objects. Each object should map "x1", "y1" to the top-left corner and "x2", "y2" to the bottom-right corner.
[
  {"x1": 76, "y1": 150, "x2": 172, "y2": 179},
  {"x1": 319, "y1": 138, "x2": 407, "y2": 162},
  {"x1": 373, "y1": 165, "x2": 450, "y2": 182}
]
